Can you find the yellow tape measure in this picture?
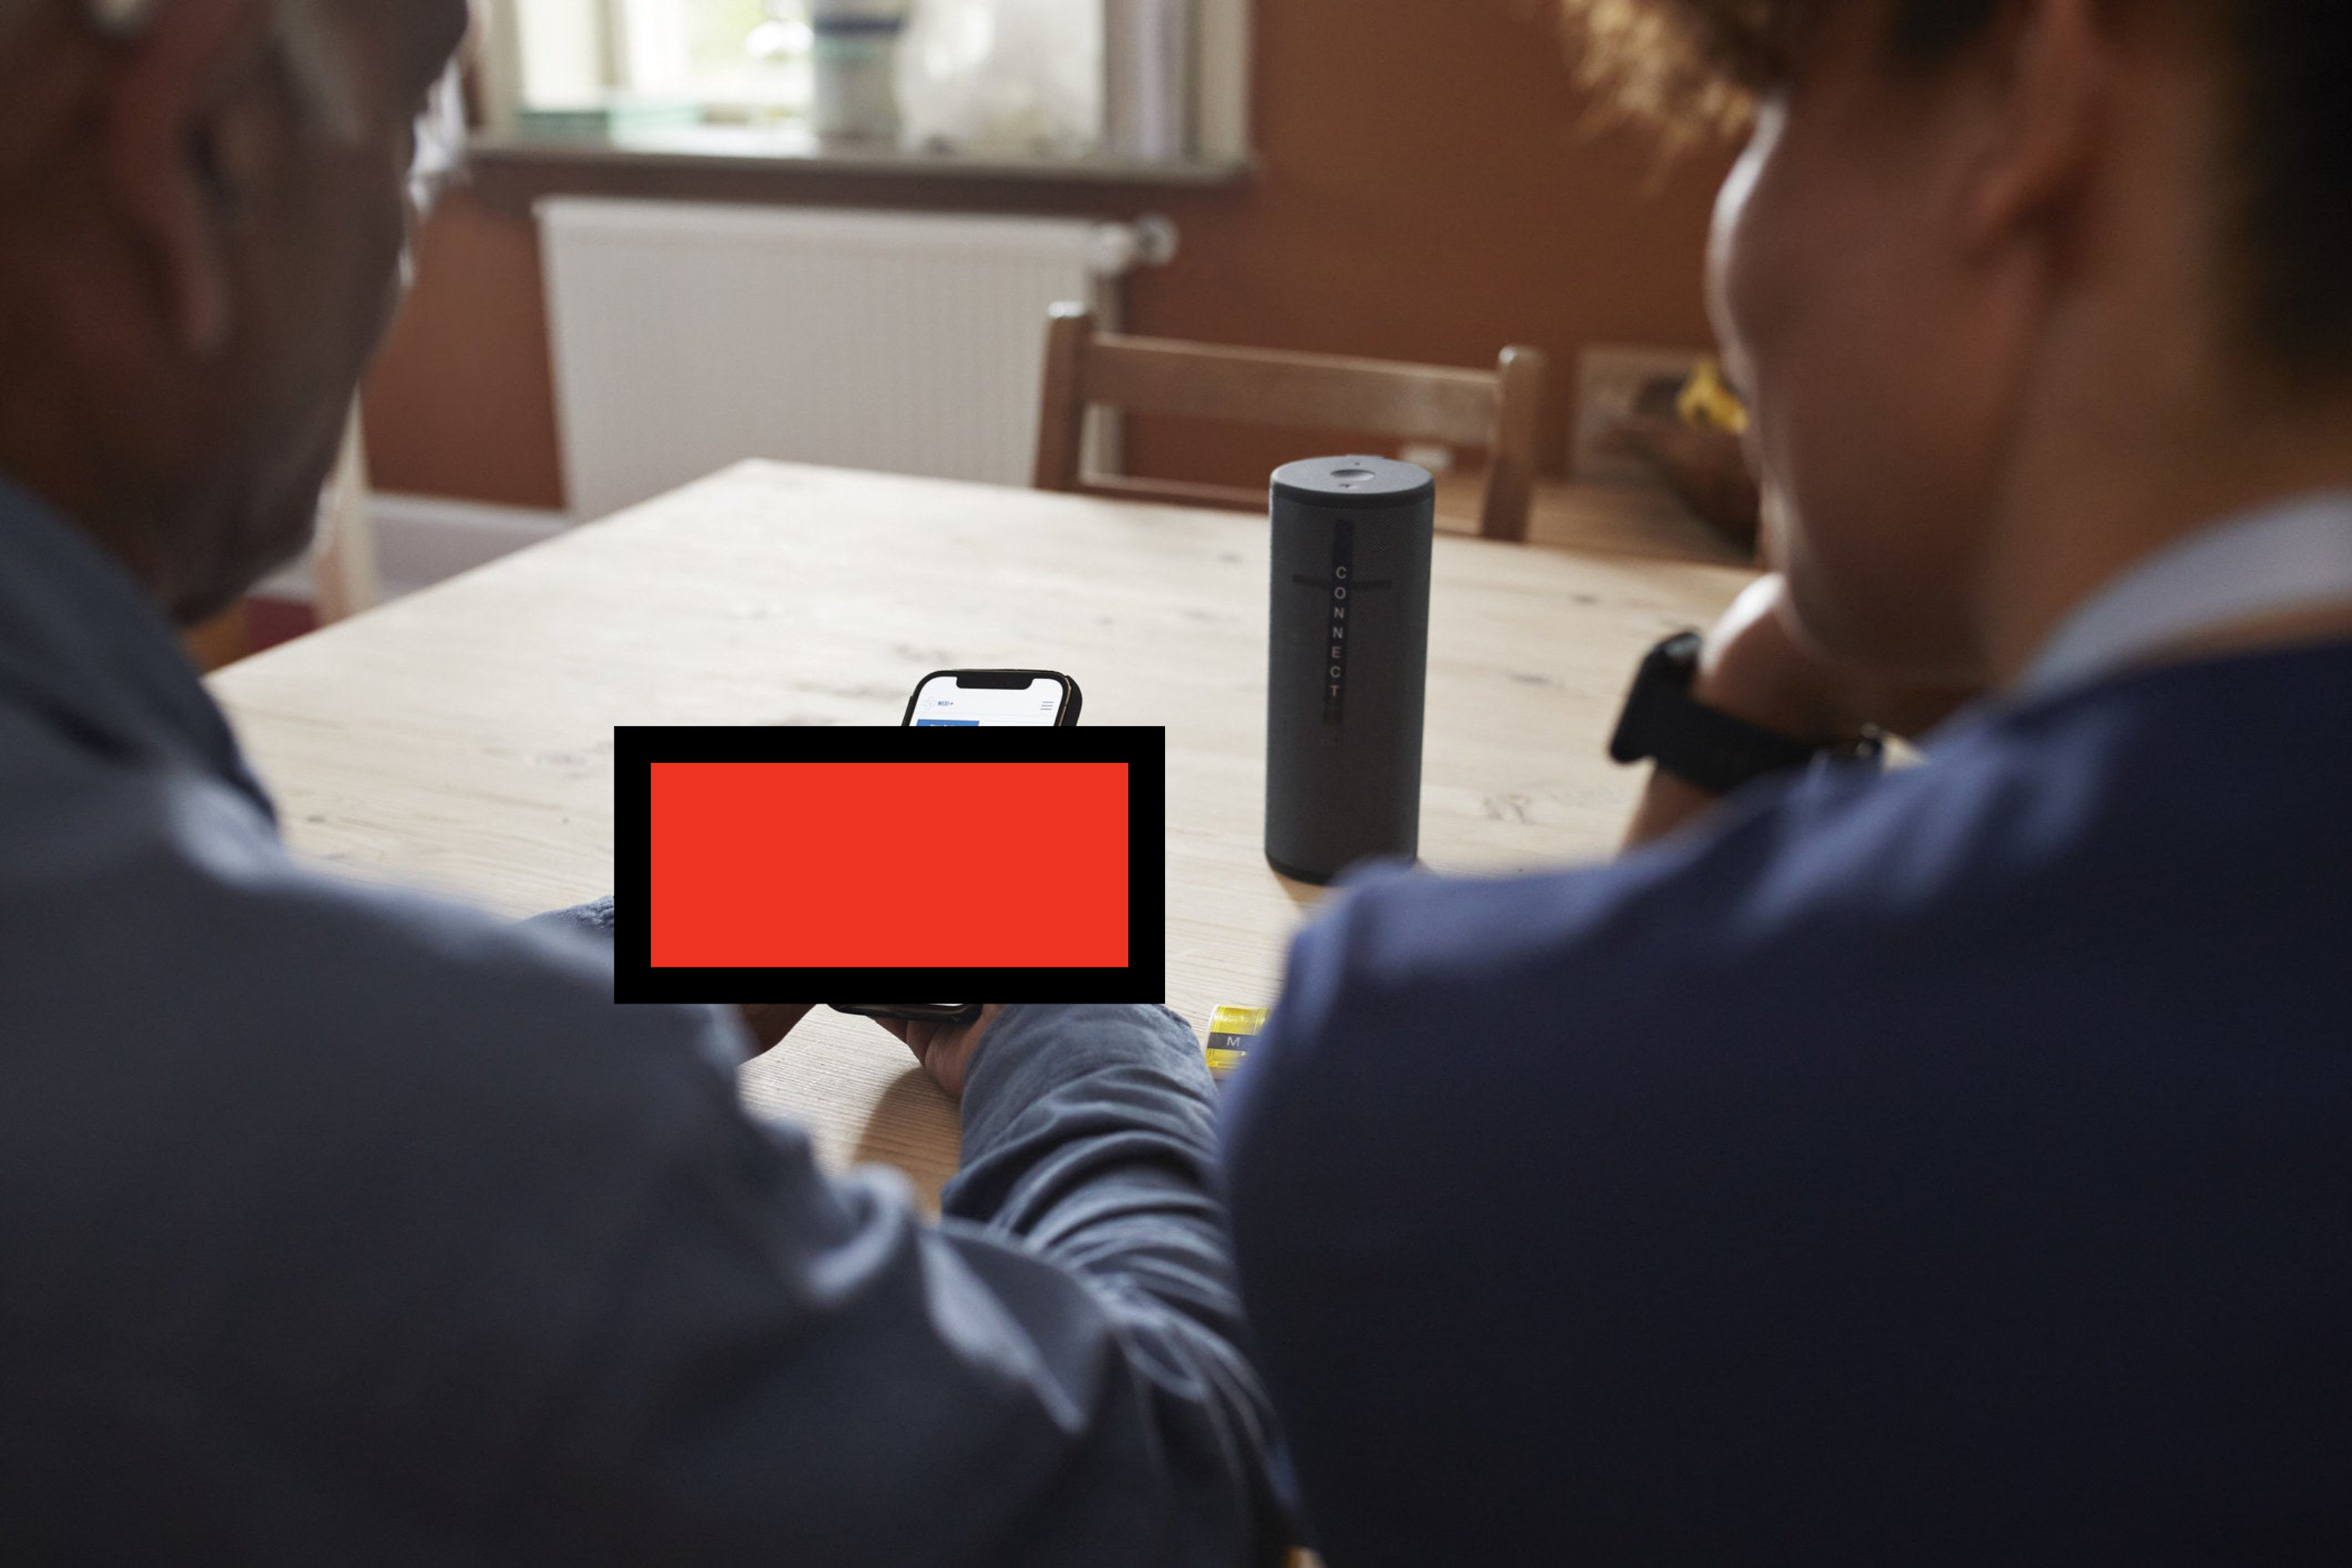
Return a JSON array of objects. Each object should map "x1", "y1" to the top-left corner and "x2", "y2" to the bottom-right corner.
[{"x1": 1205, "y1": 1005, "x2": 1270, "y2": 1085}]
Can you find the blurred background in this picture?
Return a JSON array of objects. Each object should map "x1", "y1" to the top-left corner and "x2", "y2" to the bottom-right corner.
[{"x1": 235, "y1": 0, "x2": 1744, "y2": 644}]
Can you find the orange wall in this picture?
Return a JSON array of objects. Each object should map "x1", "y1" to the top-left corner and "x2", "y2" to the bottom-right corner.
[
  {"x1": 361, "y1": 0, "x2": 1737, "y2": 510},
  {"x1": 365, "y1": 194, "x2": 566, "y2": 508}
]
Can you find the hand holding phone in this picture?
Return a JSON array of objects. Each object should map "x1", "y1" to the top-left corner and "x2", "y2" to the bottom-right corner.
[
  {"x1": 829, "y1": 1003, "x2": 984, "y2": 1025},
  {"x1": 864, "y1": 1004, "x2": 1004, "y2": 1102}
]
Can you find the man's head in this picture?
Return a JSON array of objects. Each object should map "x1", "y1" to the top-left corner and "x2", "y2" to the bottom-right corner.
[
  {"x1": 0, "y1": 0, "x2": 467, "y2": 625},
  {"x1": 1563, "y1": 1, "x2": 2352, "y2": 681}
]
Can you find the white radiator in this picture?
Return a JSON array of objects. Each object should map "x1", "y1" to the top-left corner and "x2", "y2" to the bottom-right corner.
[{"x1": 539, "y1": 198, "x2": 1158, "y2": 520}]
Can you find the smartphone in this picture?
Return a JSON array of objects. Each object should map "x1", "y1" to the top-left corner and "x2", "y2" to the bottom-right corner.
[
  {"x1": 830, "y1": 1004, "x2": 984, "y2": 1025},
  {"x1": 902, "y1": 670, "x2": 1082, "y2": 728}
]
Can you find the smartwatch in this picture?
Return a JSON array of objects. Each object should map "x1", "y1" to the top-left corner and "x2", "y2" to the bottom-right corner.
[{"x1": 1608, "y1": 630, "x2": 1882, "y2": 795}]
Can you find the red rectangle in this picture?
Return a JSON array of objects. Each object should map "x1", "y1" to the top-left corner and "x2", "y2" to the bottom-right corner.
[{"x1": 650, "y1": 762, "x2": 1129, "y2": 967}]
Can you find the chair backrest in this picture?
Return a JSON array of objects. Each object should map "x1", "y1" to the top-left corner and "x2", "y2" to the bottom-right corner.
[
  {"x1": 313, "y1": 402, "x2": 379, "y2": 623},
  {"x1": 1032, "y1": 303, "x2": 1549, "y2": 543}
]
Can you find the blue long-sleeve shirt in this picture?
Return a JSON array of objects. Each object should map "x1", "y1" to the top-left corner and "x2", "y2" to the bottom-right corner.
[
  {"x1": 0, "y1": 477, "x2": 1282, "y2": 1563},
  {"x1": 1224, "y1": 635, "x2": 2352, "y2": 1562}
]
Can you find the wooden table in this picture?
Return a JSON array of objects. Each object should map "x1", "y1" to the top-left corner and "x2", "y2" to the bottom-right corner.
[
  {"x1": 209, "y1": 461, "x2": 1752, "y2": 1204},
  {"x1": 1432, "y1": 470, "x2": 1754, "y2": 566}
]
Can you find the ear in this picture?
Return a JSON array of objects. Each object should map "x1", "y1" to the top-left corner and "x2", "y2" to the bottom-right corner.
[
  {"x1": 98, "y1": 0, "x2": 274, "y2": 355},
  {"x1": 1956, "y1": 0, "x2": 2114, "y2": 256}
]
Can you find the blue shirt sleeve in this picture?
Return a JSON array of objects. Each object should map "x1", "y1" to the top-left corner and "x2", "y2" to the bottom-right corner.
[
  {"x1": 1219, "y1": 680, "x2": 2352, "y2": 1560},
  {"x1": 523, "y1": 893, "x2": 616, "y2": 940},
  {"x1": 1, "y1": 772, "x2": 1281, "y2": 1563},
  {"x1": 487, "y1": 1004, "x2": 1285, "y2": 1565}
]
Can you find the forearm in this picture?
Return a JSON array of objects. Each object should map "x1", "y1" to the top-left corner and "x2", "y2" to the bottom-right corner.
[
  {"x1": 517, "y1": 896, "x2": 803, "y2": 1051},
  {"x1": 523, "y1": 894, "x2": 616, "y2": 938},
  {"x1": 1616, "y1": 640, "x2": 1799, "y2": 851},
  {"x1": 946, "y1": 1003, "x2": 1284, "y2": 1555},
  {"x1": 1623, "y1": 767, "x2": 1724, "y2": 851},
  {"x1": 949, "y1": 1004, "x2": 1221, "y2": 1229},
  {"x1": 508, "y1": 1004, "x2": 1281, "y2": 1563},
  {"x1": 1616, "y1": 572, "x2": 1971, "y2": 854},
  {"x1": 949, "y1": 1004, "x2": 1253, "y2": 1352}
]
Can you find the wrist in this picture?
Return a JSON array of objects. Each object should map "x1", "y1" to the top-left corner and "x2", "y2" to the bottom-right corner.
[
  {"x1": 1622, "y1": 767, "x2": 1722, "y2": 851},
  {"x1": 1680, "y1": 573, "x2": 1871, "y2": 743},
  {"x1": 1610, "y1": 630, "x2": 1883, "y2": 800},
  {"x1": 1689, "y1": 651, "x2": 1858, "y2": 745}
]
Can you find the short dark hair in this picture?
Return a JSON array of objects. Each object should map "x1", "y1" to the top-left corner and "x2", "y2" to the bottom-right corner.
[{"x1": 1561, "y1": 1, "x2": 2352, "y2": 391}]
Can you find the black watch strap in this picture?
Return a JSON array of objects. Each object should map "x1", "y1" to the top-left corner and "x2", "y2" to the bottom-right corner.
[{"x1": 1608, "y1": 630, "x2": 1879, "y2": 796}]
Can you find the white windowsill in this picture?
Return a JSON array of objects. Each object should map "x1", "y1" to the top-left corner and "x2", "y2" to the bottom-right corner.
[{"x1": 469, "y1": 128, "x2": 1254, "y2": 187}]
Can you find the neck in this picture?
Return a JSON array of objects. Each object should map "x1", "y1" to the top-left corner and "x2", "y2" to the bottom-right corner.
[
  {"x1": 0, "y1": 372, "x2": 178, "y2": 604},
  {"x1": 1966, "y1": 22, "x2": 2352, "y2": 689},
  {"x1": 1979, "y1": 365, "x2": 2352, "y2": 690}
]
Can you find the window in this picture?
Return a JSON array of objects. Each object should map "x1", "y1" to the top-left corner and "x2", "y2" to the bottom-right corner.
[
  {"x1": 474, "y1": 0, "x2": 1252, "y2": 170},
  {"x1": 494, "y1": 0, "x2": 811, "y2": 132}
]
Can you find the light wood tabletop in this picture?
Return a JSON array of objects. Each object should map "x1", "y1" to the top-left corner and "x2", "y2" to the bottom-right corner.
[
  {"x1": 1433, "y1": 470, "x2": 1755, "y2": 566},
  {"x1": 209, "y1": 460, "x2": 1753, "y2": 1206}
]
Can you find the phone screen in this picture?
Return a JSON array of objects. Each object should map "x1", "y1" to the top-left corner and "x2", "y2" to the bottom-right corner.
[{"x1": 909, "y1": 673, "x2": 1069, "y2": 726}]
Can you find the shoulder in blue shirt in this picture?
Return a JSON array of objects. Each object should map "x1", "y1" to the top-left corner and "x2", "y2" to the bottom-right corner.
[
  {"x1": 0, "y1": 477, "x2": 1283, "y2": 1564},
  {"x1": 1222, "y1": 640, "x2": 2352, "y2": 1564}
]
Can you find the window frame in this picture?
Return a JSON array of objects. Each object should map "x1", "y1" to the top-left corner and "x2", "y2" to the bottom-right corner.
[{"x1": 473, "y1": 0, "x2": 1254, "y2": 175}]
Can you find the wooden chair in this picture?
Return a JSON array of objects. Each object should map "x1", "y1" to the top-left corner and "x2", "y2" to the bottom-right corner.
[
  {"x1": 183, "y1": 601, "x2": 252, "y2": 672},
  {"x1": 312, "y1": 402, "x2": 379, "y2": 624},
  {"x1": 184, "y1": 403, "x2": 377, "y2": 671},
  {"x1": 1033, "y1": 304, "x2": 1549, "y2": 543}
]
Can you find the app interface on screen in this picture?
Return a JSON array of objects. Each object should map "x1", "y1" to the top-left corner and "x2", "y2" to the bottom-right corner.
[{"x1": 912, "y1": 676, "x2": 1065, "y2": 725}]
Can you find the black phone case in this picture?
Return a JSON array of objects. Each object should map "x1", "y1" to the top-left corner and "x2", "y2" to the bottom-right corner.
[{"x1": 829, "y1": 1004, "x2": 985, "y2": 1024}]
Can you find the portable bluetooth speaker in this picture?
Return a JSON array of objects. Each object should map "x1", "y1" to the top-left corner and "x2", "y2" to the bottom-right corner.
[{"x1": 1264, "y1": 456, "x2": 1436, "y2": 884}]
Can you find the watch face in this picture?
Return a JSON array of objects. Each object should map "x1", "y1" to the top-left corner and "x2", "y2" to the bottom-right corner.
[
  {"x1": 1609, "y1": 630, "x2": 1704, "y2": 765},
  {"x1": 1653, "y1": 630, "x2": 1706, "y2": 683},
  {"x1": 1610, "y1": 628, "x2": 1831, "y2": 793}
]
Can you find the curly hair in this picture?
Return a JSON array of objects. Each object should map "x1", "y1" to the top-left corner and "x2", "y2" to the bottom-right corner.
[{"x1": 1559, "y1": 0, "x2": 2351, "y2": 390}]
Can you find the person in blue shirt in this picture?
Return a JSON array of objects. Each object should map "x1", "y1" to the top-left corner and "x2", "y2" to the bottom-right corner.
[
  {"x1": 1222, "y1": 1, "x2": 2352, "y2": 1560},
  {"x1": 0, "y1": 2, "x2": 1280, "y2": 1561}
]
